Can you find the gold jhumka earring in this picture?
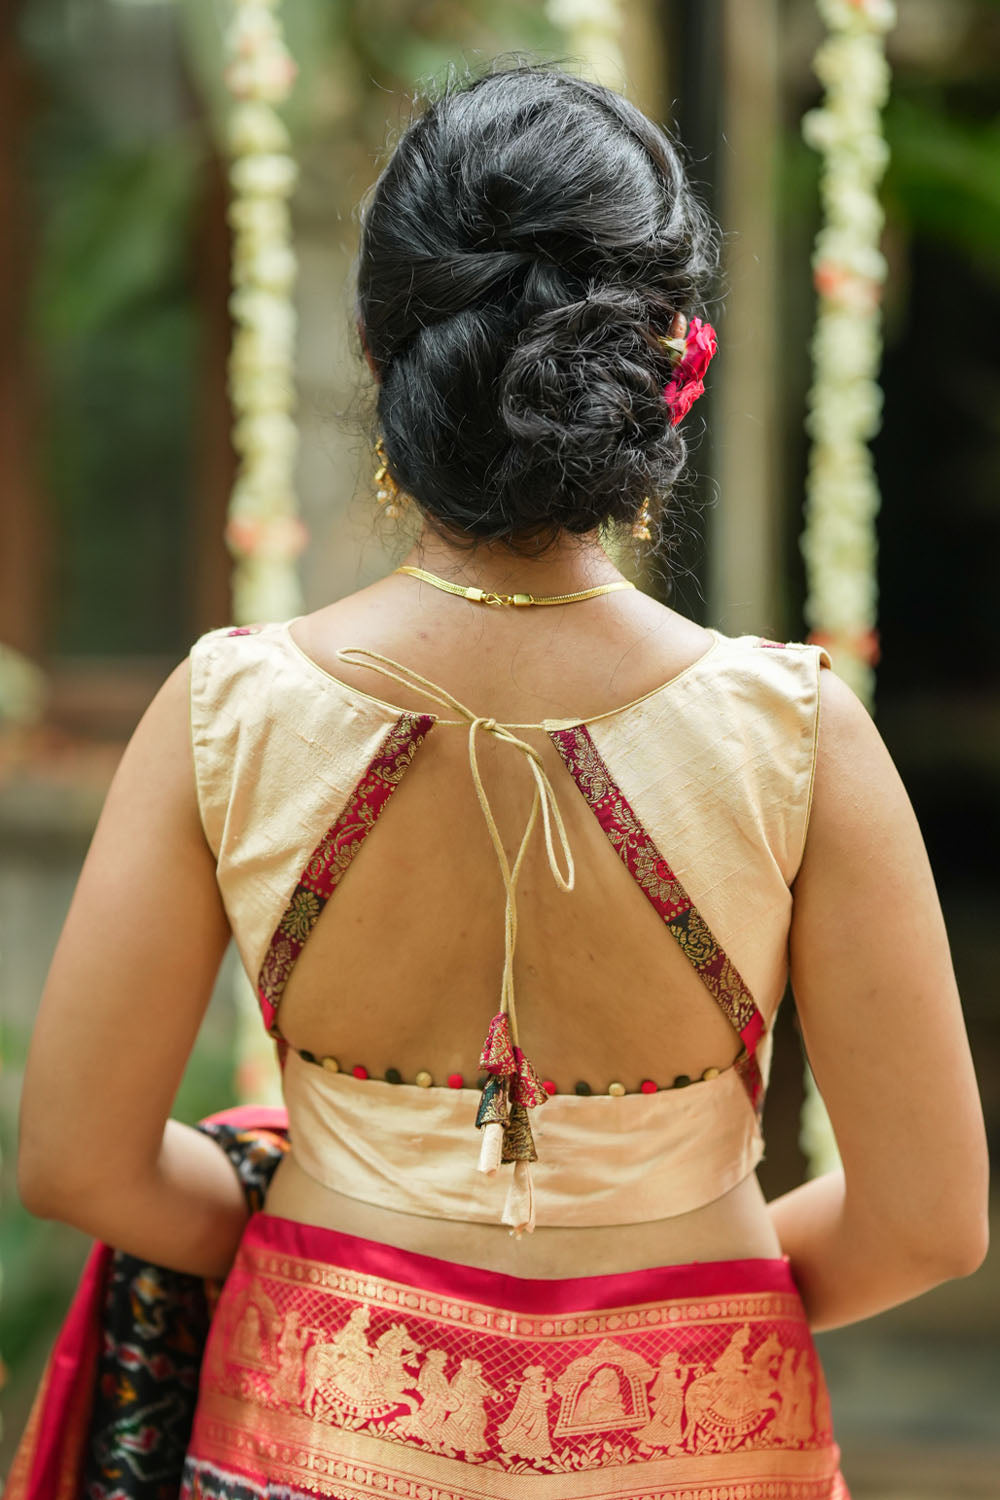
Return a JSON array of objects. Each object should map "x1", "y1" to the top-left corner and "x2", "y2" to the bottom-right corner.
[
  {"x1": 374, "y1": 435, "x2": 407, "y2": 519},
  {"x1": 632, "y1": 496, "x2": 653, "y2": 542}
]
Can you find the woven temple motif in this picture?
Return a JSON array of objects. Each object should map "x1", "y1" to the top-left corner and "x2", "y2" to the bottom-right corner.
[{"x1": 182, "y1": 1222, "x2": 847, "y2": 1500}]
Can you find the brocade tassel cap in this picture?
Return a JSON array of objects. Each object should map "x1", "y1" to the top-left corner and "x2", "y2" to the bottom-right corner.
[
  {"x1": 501, "y1": 1101, "x2": 538, "y2": 1163},
  {"x1": 475, "y1": 1074, "x2": 509, "y2": 1130},
  {"x1": 509, "y1": 1045, "x2": 549, "y2": 1109},
  {"x1": 479, "y1": 1012, "x2": 516, "y2": 1075}
]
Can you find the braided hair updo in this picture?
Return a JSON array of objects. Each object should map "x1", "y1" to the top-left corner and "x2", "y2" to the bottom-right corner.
[{"x1": 357, "y1": 65, "x2": 719, "y2": 550}]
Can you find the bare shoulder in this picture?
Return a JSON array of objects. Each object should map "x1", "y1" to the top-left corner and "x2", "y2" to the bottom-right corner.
[
  {"x1": 816, "y1": 663, "x2": 885, "y2": 760},
  {"x1": 130, "y1": 655, "x2": 197, "y2": 787},
  {"x1": 801, "y1": 666, "x2": 911, "y2": 872}
]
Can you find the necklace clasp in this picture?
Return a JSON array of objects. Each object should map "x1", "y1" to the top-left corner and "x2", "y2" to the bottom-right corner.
[{"x1": 468, "y1": 588, "x2": 532, "y2": 607}]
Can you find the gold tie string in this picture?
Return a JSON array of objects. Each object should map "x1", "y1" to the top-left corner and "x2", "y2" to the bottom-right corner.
[{"x1": 336, "y1": 648, "x2": 576, "y2": 1048}]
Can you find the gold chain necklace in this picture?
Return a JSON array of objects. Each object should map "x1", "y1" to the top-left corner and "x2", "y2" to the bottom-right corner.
[{"x1": 394, "y1": 564, "x2": 636, "y2": 608}]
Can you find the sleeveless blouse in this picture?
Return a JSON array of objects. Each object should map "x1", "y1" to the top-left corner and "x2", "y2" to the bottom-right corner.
[{"x1": 188, "y1": 619, "x2": 831, "y2": 1233}]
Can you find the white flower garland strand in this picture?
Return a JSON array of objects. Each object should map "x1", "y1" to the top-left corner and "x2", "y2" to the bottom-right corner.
[
  {"x1": 799, "y1": 0, "x2": 896, "y2": 1178},
  {"x1": 224, "y1": 0, "x2": 301, "y2": 1106},
  {"x1": 224, "y1": 0, "x2": 305, "y2": 628},
  {"x1": 801, "y1": 0, "x2": 895, "y2": 705}
]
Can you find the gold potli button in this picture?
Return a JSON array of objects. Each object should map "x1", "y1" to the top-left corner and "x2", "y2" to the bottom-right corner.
[{"x1": 335, "y1": 645, "x2": 577, "y2": 1237}]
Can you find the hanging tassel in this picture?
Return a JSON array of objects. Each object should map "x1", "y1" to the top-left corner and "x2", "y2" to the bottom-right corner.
[
  {"x1": 478, "y1": 1121, "x2": 504, "y2": 1175},
  {"x1": 502, "y1": 1159, "x2": 536, "y2": 1237},
  {"x1": 479, "y1": 1012, "x2": 516, "y2": 1075},
  {"x1": 475, "y1": 1075, "x2": 509, "y2": 1177},
  {"x1": 510, "y1": 1046, "x2": 549, "y2": 1109},
  {"x1": 476, "y1": 1025, "x2": 545, "y2": 1232}
]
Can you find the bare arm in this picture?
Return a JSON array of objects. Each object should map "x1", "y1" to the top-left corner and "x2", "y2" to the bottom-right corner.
[
  {"x1": 17, "y1": 658, "x2": 249, "y2": 1279},
  {"x1": 768, "y1": 668, "x2": 989, "y2": 1331}
]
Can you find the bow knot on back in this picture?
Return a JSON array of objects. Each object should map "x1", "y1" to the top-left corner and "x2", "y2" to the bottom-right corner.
[{"x1": 336, "y1": 647, "x2": 575, "y2": 1042}]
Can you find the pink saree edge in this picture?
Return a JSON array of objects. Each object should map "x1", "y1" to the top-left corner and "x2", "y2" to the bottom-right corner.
[
  {"x1": 4, "y1": 1241, "x2": 111, "y2": 1500},
  {"x1": 244, "y1": 1210, "x2": 799, "y2": 1315},
  {"x1": 4, "y1": 1107, "x2": 289, "y2": 1499},
  {"x1": 201, "y1": 1103, "x2": 289, "y2": 1131}
]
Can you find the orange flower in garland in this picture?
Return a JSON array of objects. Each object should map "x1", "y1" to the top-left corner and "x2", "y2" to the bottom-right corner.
[{"x1": 663, "y1": 316, "x2": 718, "y2": 426}]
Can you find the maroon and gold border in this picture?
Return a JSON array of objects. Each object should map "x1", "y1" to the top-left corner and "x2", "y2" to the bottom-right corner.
[
  {"x1": 256, "y1": 712, "x2": 435, "y2": 1036},
  {"x1": 549, "y1": 724, "x2": 765, "y2": 1113}
]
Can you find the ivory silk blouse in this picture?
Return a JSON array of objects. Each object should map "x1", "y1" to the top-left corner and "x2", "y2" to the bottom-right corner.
[{"x1": 188, "y1": 620, "x2": 831, "y2": 1231}]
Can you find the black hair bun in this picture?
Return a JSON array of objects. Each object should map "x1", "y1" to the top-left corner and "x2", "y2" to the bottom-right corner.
[
  {"x1": 357, "y1": 64, "x2": 719, "y2": 549},
  {"x1": 499, "y1": 285, "x2": 682, "y2": 534}
]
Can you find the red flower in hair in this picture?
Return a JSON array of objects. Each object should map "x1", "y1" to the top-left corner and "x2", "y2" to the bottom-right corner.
[{"x1": 663, "y1": 316, "x2": 718, "y2": 426}]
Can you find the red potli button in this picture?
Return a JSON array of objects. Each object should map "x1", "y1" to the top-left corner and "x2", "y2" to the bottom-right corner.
[
  {"x1": 447, "y1": 1072, "x2": 464, "y2": 1089},
  {"x1": 640, "y1": 1079, "x2": 658, "y2": 1094},
  {"x1": 542, "y1": 1079, "x2": 557, "y2": 1095},
  {"x1": 352, "y1": 1065, "x2": 369, "y2": 1080}
]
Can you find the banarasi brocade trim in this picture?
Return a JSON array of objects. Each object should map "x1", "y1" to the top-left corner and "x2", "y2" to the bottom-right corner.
[
  {"x1": 256, "y1": 713, "x2": 435, "y2": 1036},
  {"x1": 253, "y1": 708, "x2": 764, "y2": 1115},
  {"x1": 548, "y1": 723, "x2": 766, "y2": 1116}
]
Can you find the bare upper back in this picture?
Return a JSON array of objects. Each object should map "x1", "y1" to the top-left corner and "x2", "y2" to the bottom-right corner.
[{"x1": 288, "y1": 571, "x2": 716, "y2": 728}]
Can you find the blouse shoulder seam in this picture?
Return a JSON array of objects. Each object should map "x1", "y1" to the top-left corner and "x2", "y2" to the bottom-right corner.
[{"x1": 791, "y1": 644, "x2": 830, "y2": 882}]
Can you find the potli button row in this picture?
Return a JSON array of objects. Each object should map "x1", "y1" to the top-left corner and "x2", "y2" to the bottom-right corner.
[{"x1": 293, "y1": 1049, "x2": 725, "y2": 1094}]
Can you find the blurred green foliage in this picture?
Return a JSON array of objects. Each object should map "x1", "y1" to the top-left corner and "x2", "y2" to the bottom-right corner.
[
  {"x1": 177, "y1": 0, "x2": 560, "y2": 138},
  {"x1": 38, "y1": 149, "x2": 199, "y2": 654},
  {"x1": 21, "y1": 0, "x2": 205, "y2": 655},
  {"x1": 34, "y1": 137, "x2": 201, "y2": 340},
  {"x1": 885, "y1": 93, "x2": 1000, "y2": 281}
]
